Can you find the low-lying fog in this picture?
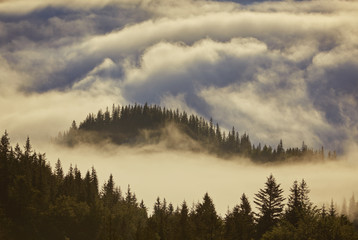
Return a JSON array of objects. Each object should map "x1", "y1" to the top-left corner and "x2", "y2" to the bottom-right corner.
[
  {"x1": 2, "y1": 0, "x2": 358, "y2": 218},
  {"x1": 38, "y1": 140, "x2": 358, "y2": 216}
]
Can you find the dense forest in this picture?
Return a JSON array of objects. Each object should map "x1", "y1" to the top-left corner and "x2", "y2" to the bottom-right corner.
[
  {"x1": 1, "y1": 131, "x2": 357, "y2": 240},
  {"x1": 58, "y1": 104, "x2": 336, "y2": 163}
]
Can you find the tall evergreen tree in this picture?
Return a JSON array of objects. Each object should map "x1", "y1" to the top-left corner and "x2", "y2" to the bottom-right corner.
[
  {"x1": 192, "y1": 193, "x2": 222, "y2": 240},
  {"x1": 0, "y1": 130, "x2": 10, "y2": 158},
  {"x1": 285, "y1": 179, "x2": 312, "y2": 227},
  {"x1": 24, "y1": 136, "x2": 32, "y2": 158},
  {"x1": 55, "y1": 159, "x2": 64, "y2": 180},
  {"x1": 225, "y1": 193, "x2": 255, "y2": 240},
  {"x1": 254, "y1": 174, "x2": 285, "y2": 239},
  {"x1": 0, "y1": 131, "x2": 10, "y2": 206},
  {"x1": 102, "y1": 174, "x2": 120, "y2": 209},
  {"x1": 178, "y1": 201, "x2": 192, "y2": 240}
]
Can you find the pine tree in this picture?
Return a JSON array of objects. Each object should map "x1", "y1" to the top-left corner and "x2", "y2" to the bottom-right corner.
[
  {"x1": 91, "y1": 166, "x2": 99, "y2": 196},
  {"x1": 0, "y1": 130, "x2": 10, "y2": 158},
  {"x1": 55, "y1": 159, "x2": 64, "y2": 180},
  {"x1": 276, "y1": 140, "x2": 284, "y2": 161},
  {"x1": 102, "y1": 174, "x2": 120, "y2": 209},
  {"x1": 149, "y1": 197, "x2": 168, "y2": 240},
  {"x1": 225, "y1": 193, "x2": 255, "y2": 240},
  {"x1": 24, "y1": 136, "x2": 32, "y2": 158},
  {"x1": 0, "y1": 131, "x2": 10, "y2": 206},
  {"x1": 285, "y1": 179, "x2": 312, "y2": 226},
  {"x1": 193, "y1": 193, "x2": 222, "y2": 240},
  {"x1": 329, "y1": 200, "x2": 337, "y2": 217},
  {"x1": 125, "y1": 185, "x2": 137, "y2": 206},
  {"x1": 254, "y1": 174, "x2": 285, "y2": 239},
  {"x1": 239, "y1": 193, "x2": 255, "y2": 240},
  {"x1": 178, "y1": 201, "x2": 192, "y2": 240}
]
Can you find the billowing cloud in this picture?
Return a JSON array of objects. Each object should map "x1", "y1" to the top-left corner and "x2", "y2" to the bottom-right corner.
[
  {"x1": 2, "y1": 0, "x2": 358, "y2": 216},
  {"x1": 1, "y1": 0, "x2": 358, "y2": 154}
]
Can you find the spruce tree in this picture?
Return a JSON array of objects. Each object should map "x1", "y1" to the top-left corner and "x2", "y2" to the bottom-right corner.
[
  {"x1": 239, "y1": 193, "x2": 255, "y2": 240},
  {"x1": 0, "y1": 131, "x2": 10, "y2": 206},
  {"x1": 225, "y1": 193, "x2": 255, "y2": 240},
  {"x1": 179, "y1": 201, "x2": 191, "y2": 240},
  {"x1": 254, "y1": 174, "x2": 285, "y2": 239},
  {"x1": 102, "y1": 174, "x2": 120, "y2": 209},
  {"x1": 285, "y1": 179, "x2": 313, "y2": 226},
  {"x1": 55, "y1": 159, "x2": 64, "y2": 180},
  {"x1": 0, "y1": 130, "x2": 10, "y2": 158},
  {"x1": 193, "y1": 193, "x2": 222, "y2": 240}
]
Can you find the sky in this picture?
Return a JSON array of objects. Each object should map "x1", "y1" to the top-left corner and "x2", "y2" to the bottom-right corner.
[{"x1": 1, "y1": 0, "x2": 358, "y2": 213}]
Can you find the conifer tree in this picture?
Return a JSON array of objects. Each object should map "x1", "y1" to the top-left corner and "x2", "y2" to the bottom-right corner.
[
  {"x1": 193, "y1": 193, "x2": 222, "y2": 240},
  {"x1": 0, "y1": 130, "x2": 10, "y2": 158},
  {"x1": 91, "y1": 166, "x2": 99, "y2": 196},
  {"x1": 24, "y1": 136, "x2": 32, "y2": 158},
  {"x1": 254, "y1": 174, "x2": 285, "y2": 239},
  {"x1": 0, "y1": 131, "x2": 10, "y2": 206},
  {"x1": 225, "y1": 193, "x2": 255, "y2": 240},
  {"x1": 55, "y1": 159, "x2": 64, "y2": 180},
  {"x1": 178, "y1": 201, "x2": 192, "y2": 240},
  {"x1": 285, "y1": 179, "x2": 312, "y2": 227},
  {"x1": 103, "y1": 174, "x2": 121, "y2": 207},
  {"x1": 329, "y1": 200, "x2": 337, "y2": 217},
  {"x1": 239, "y1": 193, "x2": 255, "y2": 240}
]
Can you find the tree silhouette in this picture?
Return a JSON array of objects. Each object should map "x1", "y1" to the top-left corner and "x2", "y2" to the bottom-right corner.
[
  {"x1": 0, "y1": 132, "x2": 356, "y2": 240},
  {"x1": 57, "y1": 104, "x2": 332, "y2": 163},
  {"x1": 254, "y1": 174, "x2": 285, "y2": 239},
  {"x1": 192, "y1": 193, "x2": 222, "y2": 240}
]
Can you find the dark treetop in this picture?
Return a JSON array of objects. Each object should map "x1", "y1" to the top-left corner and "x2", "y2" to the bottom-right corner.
[{"x1": 58, "y1": 103, "x2": 336, "y2": 163}]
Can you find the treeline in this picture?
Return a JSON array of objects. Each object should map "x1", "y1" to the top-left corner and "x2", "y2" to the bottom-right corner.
[
  {"x1": 1, "y1": 132, "x2": 357, "y2": 240},
  {"x1": 58, "y1": 104, "x2": 337, "y2": 163}
]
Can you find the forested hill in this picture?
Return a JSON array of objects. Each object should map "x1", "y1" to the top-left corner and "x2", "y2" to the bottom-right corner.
[
  {"x1": 0, "y1": 132, "x2": 357, "y2": 239},
  {"x1": 57, "y1": 104, "x2": 336, "y2": 163}
]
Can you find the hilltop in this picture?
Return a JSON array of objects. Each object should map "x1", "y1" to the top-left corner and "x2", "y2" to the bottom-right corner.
[{"x1": 57, "y1": 104, "x2": 336, "y2": 163}]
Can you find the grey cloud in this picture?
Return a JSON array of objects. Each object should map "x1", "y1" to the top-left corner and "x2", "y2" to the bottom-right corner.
[
  {"x1": 0, "y1": 4, "x2": 151, "y2": 91},
  {"x1": 1, "y1": 0, "x2": 358, "y2": 153},
  {"x1": 119, "y1": 38, "x2": 270, "y2": 115},
  {"x1": 305, "y1": 52, "x2": 358, "y2": 151},
  {"x1": 2, "y1": 0, "x2": 358, "y2": 217},
  {"x1": 3, "y1": 3, "x2": 350, "y2": 91}
]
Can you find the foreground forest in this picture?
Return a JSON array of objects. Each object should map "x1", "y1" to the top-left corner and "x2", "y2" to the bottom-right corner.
[
  {"x1": 1, "y1": 132, "x2": 357, "y2": 240},
  {"x1": 58, "y1": 104, "x2": 337, "y2": 163}
]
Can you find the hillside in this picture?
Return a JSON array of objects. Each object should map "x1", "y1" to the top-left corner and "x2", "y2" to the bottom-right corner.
[
  {"x1": 57, "y1": 104, "x2": 336, "y2": 163},
  {"x1": 1, "y1": 132, "x2": 357, "y2": 240}
]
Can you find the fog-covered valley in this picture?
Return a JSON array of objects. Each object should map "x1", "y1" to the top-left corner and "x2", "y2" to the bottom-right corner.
[
  {"x1": 1, "y1": 0, "x2": 358, "y2": 238},
  {"x1": 27, "y1": 133, "x2": 357, "y2": 216}
]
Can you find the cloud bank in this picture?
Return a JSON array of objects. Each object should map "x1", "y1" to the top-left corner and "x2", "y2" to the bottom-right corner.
[
  {"x1": 1, "y1": 0, "x2": 358, "y2": 153},
  {"x1": 42, "y1": 142, "x2": 358, "y2": 215},
  {"x1": 1, "y1": 0, "x2": 358, "y2": 216}
]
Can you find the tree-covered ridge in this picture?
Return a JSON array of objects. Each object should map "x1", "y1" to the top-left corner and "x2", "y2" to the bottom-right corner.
[
  {"x1": 0, "y1": 132, "x2": 357, "y2": 240},
  {"x1": 58, "y1": 104, "x2": 336, "y2": 163}
]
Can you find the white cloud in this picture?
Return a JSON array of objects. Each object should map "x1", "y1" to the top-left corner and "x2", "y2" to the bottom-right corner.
[
  {"x1": 2, "y1": 0, "x2": 358, "y2": 216},
  {"x1": 0, "y1": 0, "x2": 141, "y2": 15},
  {"x1": 200, "y1": 82, "x2": 331, "y2": 148},
  {"x1": 41, "y1": 142, "x2": 358, "y2": 215},
  {"x1": 1, "y1": 0, "x2": 358, "y2": 152}
]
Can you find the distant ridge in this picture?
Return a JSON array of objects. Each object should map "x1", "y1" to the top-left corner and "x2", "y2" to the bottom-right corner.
[{"x1": 57, "y1": 104, "x2": 336, "y2": 163}]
